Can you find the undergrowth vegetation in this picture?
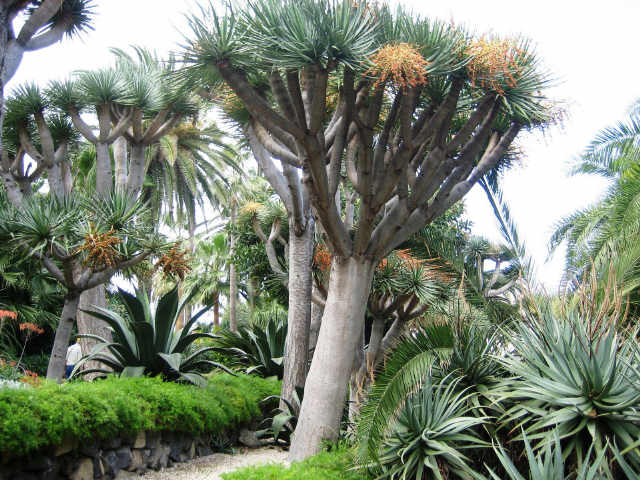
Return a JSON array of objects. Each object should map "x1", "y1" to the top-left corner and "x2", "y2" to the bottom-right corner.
[
  {"x1": 0, "y1": 374, "x2": 279, "y2": 460},
  {"x1": 221, "y1": 444, "x2": 367, "y2": 480}
]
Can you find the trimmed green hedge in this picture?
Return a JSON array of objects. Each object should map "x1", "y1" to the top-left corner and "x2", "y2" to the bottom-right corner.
[
  {"x1": 0, "y1": 374, "x2": 280, "y2": 460},
  {"x1": 222, "y1": 445, "x2": 370, "y2": 480}
]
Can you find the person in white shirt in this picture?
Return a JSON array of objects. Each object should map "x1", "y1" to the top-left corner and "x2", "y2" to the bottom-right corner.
[{"x1": 65, "y1": 338, "x2": 82, "y2": 379}]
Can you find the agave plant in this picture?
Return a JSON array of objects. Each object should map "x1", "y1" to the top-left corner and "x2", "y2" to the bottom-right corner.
[
  {"x1": 372, "y1": 374, "x2": 488, "y2": 480},
  {"x1": 476, "y1": 431, "x2": 610, "y2": 480},
  {"x1": 498, "y1": 306, "x2": 640, "y2": 474},
  {"x1": 213, "y1": 308, "x2": 287, "y2": 379},
  {"x1": 257, "y1": 385, "x2": 304, "y2": 446},
  {"x1": 357, "y1": 315, "x2": 502, "y2": 464},
  {"x1": 73, "y1": 287, "x2": 232, "y2": 386}
]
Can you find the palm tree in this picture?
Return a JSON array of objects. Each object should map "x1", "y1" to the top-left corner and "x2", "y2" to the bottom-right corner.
[
  {"x1": 183, "y1": 232, "x2": 230, "y2": 328},
  {"x1": 145, "y1": 121, "x2": 240, "y2": 236},
  {"x1": 550, "y1": 103, "x2": 640, "y2": 296}
]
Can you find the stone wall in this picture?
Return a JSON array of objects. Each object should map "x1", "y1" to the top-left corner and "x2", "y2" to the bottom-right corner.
[{"x1": 0, "y1": 429, "x2": 245, "y2": 480}]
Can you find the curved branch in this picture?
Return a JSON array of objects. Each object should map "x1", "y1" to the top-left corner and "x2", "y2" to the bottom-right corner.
[{"x1": 17, "y1": 0, "x2": 63, "y2": 45}]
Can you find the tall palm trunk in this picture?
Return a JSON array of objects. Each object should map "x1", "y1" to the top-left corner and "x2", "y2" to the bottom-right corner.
[
  {"x1": 46, "y1": 292, "x2": 80, "y2": 381},
  {"x1": 228, "y1": 198, "x2": 238, "y2": 332},
  {"x1": 280, "y1": 217, "x2": 314, "y2": 413},
  {"x1": 289, "y1": 256, "x2": 376, "y2": 461},
  {"x1": 213, "y1": 292, "x2": 220, "y2": 328}
]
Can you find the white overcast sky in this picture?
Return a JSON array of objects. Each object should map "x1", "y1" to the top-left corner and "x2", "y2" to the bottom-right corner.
[{"x1": 11, "y1": 0, "x2": 640, "y2": 291}]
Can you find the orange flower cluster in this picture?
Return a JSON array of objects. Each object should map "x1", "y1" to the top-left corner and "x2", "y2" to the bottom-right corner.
[
  {"x1": 20, "y1": 370, "x2": 41, "y2": 386},
  {"x1": 466, "y1": 37, "x2": 522, "y2": 94},
  {"x1": 366, "y1": 43, "x2": 430, "y2": 90},
  {"x1": 75, "y1": 226, "x2": 121, "y2": 270},
  {"x1": 156, "y1": 244, "x2": 191, "y2": 281},
  {"x1": 0, "y1": 310, "x2": 17, "y2": 320},
  {"x1": 313, "y1": 244, "x2": 332, "y2": 273},
  {"x1": 19, "y1": 322, "x2": 44, "y2": 335}
]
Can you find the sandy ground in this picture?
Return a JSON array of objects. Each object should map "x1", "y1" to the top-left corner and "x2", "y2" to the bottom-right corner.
[{"x1": 140, "y1": 447, "x2": 289, "y2": 480}]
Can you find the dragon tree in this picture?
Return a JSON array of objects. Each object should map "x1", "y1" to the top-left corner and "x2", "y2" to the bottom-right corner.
[{"x1": 182, "y1": 0, "x2": 555, "y2": 459}]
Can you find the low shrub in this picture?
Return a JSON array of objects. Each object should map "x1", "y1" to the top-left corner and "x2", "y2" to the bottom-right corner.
[
  {"x1": 0, "y1": 373, "x2": 280, "y2": 460},
  {"x1": 221, "y1": 444, "x2": 369, "y2": 480}
]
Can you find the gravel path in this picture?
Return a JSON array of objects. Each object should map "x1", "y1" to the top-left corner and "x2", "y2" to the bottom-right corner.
[{"x1": 140, "y1": 447, "x2": 289, "y2": 480}]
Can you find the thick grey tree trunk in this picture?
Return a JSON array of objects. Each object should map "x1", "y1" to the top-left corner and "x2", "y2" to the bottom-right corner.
[
  {"x1": 289, "y1": 257, "x2": 375, "y2": 461},
  {"x1": 127, "y1": 143, "x2": 146, "y2": 196},
  {"x1": 76, "y1": 284, "x2": 111, "y2": 372},
  {"x1": 46, "y1": 293, "x2": 80, "y2": 381},
  {"x1": 280, "y1": 217, "x2": 314, "y2": 413},
  {"x1": 113, "y1": 136, "x2": 128, "y2": 190},
  {"x1": 95, "y1": 142, "x2": 112, "y2": 195}
]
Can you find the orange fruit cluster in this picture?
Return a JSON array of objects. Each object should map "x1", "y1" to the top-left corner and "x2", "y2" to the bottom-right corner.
[
  {"x1": 367, "y1": 43, "x2": 430, "y2": 90},
  {"x1": 156, "y1": 244, "x2": 192, "y2": 281},
  {"x1": 313, "y1": 244, "x2": 332, "y2": 273},
  {"x1": 75, "y1": 226, "x2": 121, "y2": 270},
  {"x1": 466, "y1": 37, "x2": 522, "y2": 94}
]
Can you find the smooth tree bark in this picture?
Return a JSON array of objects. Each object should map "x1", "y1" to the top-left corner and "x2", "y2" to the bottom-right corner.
[
  {"x1": 67, "y1": 102, "x2": 132, "y2": 195},
  {"x1": 308, "y1": 299, "x2": 323, "y2": 356},
  {"x1": 293, "y1": 257, "x2": 375, "y2": 448},
  {"x1": 115, "y1": 105, "x2": 183, "y2": 196},
  {"x1": 212, "y1": 291, "x2": 220, "y2": 327}
]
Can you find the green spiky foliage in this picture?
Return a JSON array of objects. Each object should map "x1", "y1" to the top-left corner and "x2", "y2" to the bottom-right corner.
[
  {"x1": 477, "y1": 431, "x2": 611, "y2": 480},
  {"x1": 73, "y1": 286, "x2": 232, "y2": 386},
  {"x1": 356, "y1": 311, "x2": 502, "y2": 467},
  {"x1": 0, "y1": 190, "x2": 165, "y2": 285},
  {"x1": 257, "y1": 385, "x2": 304, "y2": 446},
  {"x1": 550, "y1": 101, "x2": 640, "y2": 300},
  {"x1": 228, "y1": 178, "x2": 291, "y2": 307},
  {"x1": 180, "y1": 0, "x2": 555, "y2": 262},
  {"x1": 180, "y1": 0, "x2": 556, "y2": 457},
  {"x1": 371, "y1": 374, "x2": 488, "y2": 480},
  {"x1": 497, "y1": 301, "x2": 640, "y2": 476},
  {"x1": 0, "y1": 188, "x2": 63, "y2": 358},
  {"x1": 213, "y1": 307, "x2": 287, "y2": 379}
]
